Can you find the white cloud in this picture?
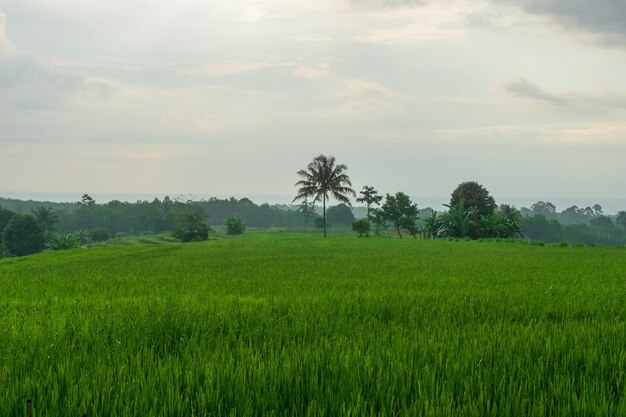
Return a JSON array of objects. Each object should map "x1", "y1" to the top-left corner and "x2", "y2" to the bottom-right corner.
[
  {"x1": 181, "y1": 61, "x2": 275, "y2": 78},
  {"x1": 342, "y1": 79, "x2": 393, "y2": 97},
  {"x1": 346, "y1": 0, "x2": 479, "y2": 44},
  {"x1": 0, "y1": 12, "x2": 15, "y2": 56},
  {"x1": 236, "y1": 6, "x2": 267, "y2": 22},
  {"x1": 292, "y1": 64, "x2": 334, "y2": 80}
]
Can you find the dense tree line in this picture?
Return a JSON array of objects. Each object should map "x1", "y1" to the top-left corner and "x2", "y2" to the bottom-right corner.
[
  {"x1": 0, "y1": 195, "x2": 313, "y2": 256},
  {"x1": 521, "y1": 213, "x2": 626, "y2": 246},
  {"x1": 49, "y1": 195, "x2": 306, "y2": 235},
  {"x1": 2, "y1": 153, "x2": 625, "y2": 257}
]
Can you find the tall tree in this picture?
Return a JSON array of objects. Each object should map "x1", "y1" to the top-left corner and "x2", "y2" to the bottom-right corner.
[
  {"x1": 79, "y1": 194, "x2": 96, "y2": 206},
  {"x1": 617, "y1": 211, "x2": 626, "y2": 230},
  {"x1": 379, "y1": 192, "x2": 419, "y2": 238},
  {"x1": 293, "y1": 154, "x2": 355, "y2": 238},
  {"x1": 356, "y1": 186, "x2": 383, "y2": 219},
  {"x1": 450, "y1": 181, "x2": 496, "y2": 217}
]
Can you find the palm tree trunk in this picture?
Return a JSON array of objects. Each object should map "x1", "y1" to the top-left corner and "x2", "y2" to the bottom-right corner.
[
  {"x1": 323, "y1": 194, "x2": 327, "y2": 238},
  {"x1": 397, "y1": 228, "x2": 402, "y2": 238}
]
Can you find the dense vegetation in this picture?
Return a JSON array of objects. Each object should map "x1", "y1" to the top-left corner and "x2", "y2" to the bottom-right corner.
[
  {"x1": 0, "y1": 154, "x2": 624, "y2": 258},
  {"x1": 0, "y1": 233, "x2": 624, "y2": 416},
  {"x1": 520, "y1": 203, "x2": 626, "y2": 246}
]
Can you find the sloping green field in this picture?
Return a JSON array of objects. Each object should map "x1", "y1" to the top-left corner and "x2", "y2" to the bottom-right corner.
[{"x1": 0, "y1": 233, "x2": 624, "y2": 416}]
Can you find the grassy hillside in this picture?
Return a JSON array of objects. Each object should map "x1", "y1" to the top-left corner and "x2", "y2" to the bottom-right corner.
[{"x1": 0, "y1": 233, "x2": 624, "y2": 416}]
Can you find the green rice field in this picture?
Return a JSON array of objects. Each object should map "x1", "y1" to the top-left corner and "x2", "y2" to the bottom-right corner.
[{"x1": 0, "y1": 232, "x2": 625, "y2": 416}]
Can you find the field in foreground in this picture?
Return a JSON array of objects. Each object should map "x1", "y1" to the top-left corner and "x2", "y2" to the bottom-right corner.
[{"x1": 0, "y1": 233, "x2": 624, "y2": 416}]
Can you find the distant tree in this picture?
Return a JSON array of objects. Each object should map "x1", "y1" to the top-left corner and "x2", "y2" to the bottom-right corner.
[
  {"x1": 356, "y1": 186, "x2": 383, "y2": 219},
  {"x1": 352, "y1": 218, "x2": 371, "y2": 237},
  {"x1": 90, "y1": 227, "x2": 110, "y2": 242},
  {"x1": 0, "y1": 206, "x2": 15, "y2": 232},
  {"x1": 293, "y1": 154, "x2": 355, "y2": 238},
  {"x1": 379, "y1": 192, "x2": 419, "y2": 238},
  {"x1": 326, "y1": 203, "x2": 355, "y2": 226},
  {"x1": 224, "y1": 214, "x2": 246, "y2": 235},
  {"x1": 314, "y1": 217, "x2": 325, "y2": 230},
  {"x1": 617, "y1": 211, "x2": 626, "y2": 230},
  {"x1": 1, "y1": 214, "x2": 45, "y2": 256},
  {"x1": 530, "y1": 201, "x2": 557, "y2": 217},
  {"x1": 0, "y1": 208, "x2": 11, "y2": 257},
  {"x1": 173, "y1": 201, "x2": 211, "y2": 242},
  {"x1": 521, "y1": 215, "x2": 563, "y2": 243},
  {"x1": 296, "y1": 199, "x2": 317, "y2": 230},
  {"x1": 588, "y1": 216, "x2": 619, "y2": 244},
  {"x1": 370, "y1": 208, "x2": 388, "y2": 236},
  {"x1": 582, "y1": 206, "x2": 595, "y2": 217},
  {"x1": 31, "y1": 206, "x2": 59, "y2": 232},
  {"x1": 238, "y1": 197, "x2": 256, "y2": 206},
  {"x1": 592, "y1": 204, "x2": 603, "y2": 215},
  {"x1": 450, "y1": 181, "x2": 496, "y2": 217},
  {"x1": 79, "y1": 194, "x2": 96, "y2": 206}
]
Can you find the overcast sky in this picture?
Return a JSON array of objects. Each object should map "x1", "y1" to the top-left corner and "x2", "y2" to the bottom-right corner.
[{"x1": 1, "y1": 0, "x2": 625, "y2": 205}]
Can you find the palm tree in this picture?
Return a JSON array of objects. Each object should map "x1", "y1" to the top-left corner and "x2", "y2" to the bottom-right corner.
[{"x1": 293, "y1": 155, "x2": 355, "y2": 238}]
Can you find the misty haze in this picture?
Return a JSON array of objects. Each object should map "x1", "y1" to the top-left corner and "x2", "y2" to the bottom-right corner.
[{"x1": 1, "y1": 1, "x2": 625, "y2": 416}]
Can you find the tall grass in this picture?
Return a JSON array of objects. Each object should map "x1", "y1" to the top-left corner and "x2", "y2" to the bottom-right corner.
[{"x1": 0, "y1": 233, "x2": 624, "y2": 416}]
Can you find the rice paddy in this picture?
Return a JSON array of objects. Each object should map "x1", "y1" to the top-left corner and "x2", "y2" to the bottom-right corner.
[{"x1": 0, "y1": 232, "x2": 624, "y2": 416}]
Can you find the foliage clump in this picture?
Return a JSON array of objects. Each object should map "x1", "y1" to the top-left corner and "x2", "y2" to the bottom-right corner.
[
  {"x1": 1, "y1": 214, "x2": 45, "y2": 257},
  {"x1": 224, "y1": 215, "x2": 246, "y2": 235},
  {"x1": 173, "y1": 201, "x2": 212, "y2": 242},
  {"x1": 450, "y1": 181, "x2": 496, "y2": 217},
  {"x1": 90, "y1": 228, "x2": 110, "y2": 242},
  {"x1": 352, "y1": 218, "x2": 371, "y2": 237},
  {"x1": 375, "y1": 192, "x2": 419, "y2": 238},
  {"x1": 327, "y1": 204, "x2": 355, "y2": 226},
  {"x1": 47, "y1": 233, "x2": 81, "y2": 250}
]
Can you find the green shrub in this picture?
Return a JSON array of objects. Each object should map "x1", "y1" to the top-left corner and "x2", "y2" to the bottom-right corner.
[
  {"x1": 90, "y1": 228, "x2": 110, "y2": 242},
  {"x1": 173, "y1": 223, "x2": 211, "y2": 242},
  {"x1": 352, "y1": 219, "x2": 371, "y2": 237},
  {"x1": 559, "y1": 241, "x2": 569, "y2": 248},
  {"x1": 1, "y1": 214, "x2": 45, "y2": 257},
  {"x1": 224, "y1": 215, "x2": 246, "y2": 235},
  {"x1": 47, "y1": 233, "x2": 81, "y2": 250}
]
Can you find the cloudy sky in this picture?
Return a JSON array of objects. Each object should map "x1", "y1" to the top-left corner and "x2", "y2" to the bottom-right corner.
[{"x1": 1, "y1": 0, "x2": 625, "y2": 206}]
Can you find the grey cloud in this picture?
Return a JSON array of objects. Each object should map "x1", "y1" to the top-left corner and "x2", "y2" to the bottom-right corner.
[
  {"x1": 348, "y1": 0, "x2": 425, "y2": 9},
  {"x1": 504, "y1": 78, "x2": 626, "y2": 111},
  {"x1": 503, "y1": 79, "x2": 565, "y2": 105},
  {"x1": 501, "y1": 0, "x2": 626, "y2": 48},
  {"x1": 0, "y1": 54, "x2": 119, "y2": 109}
]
